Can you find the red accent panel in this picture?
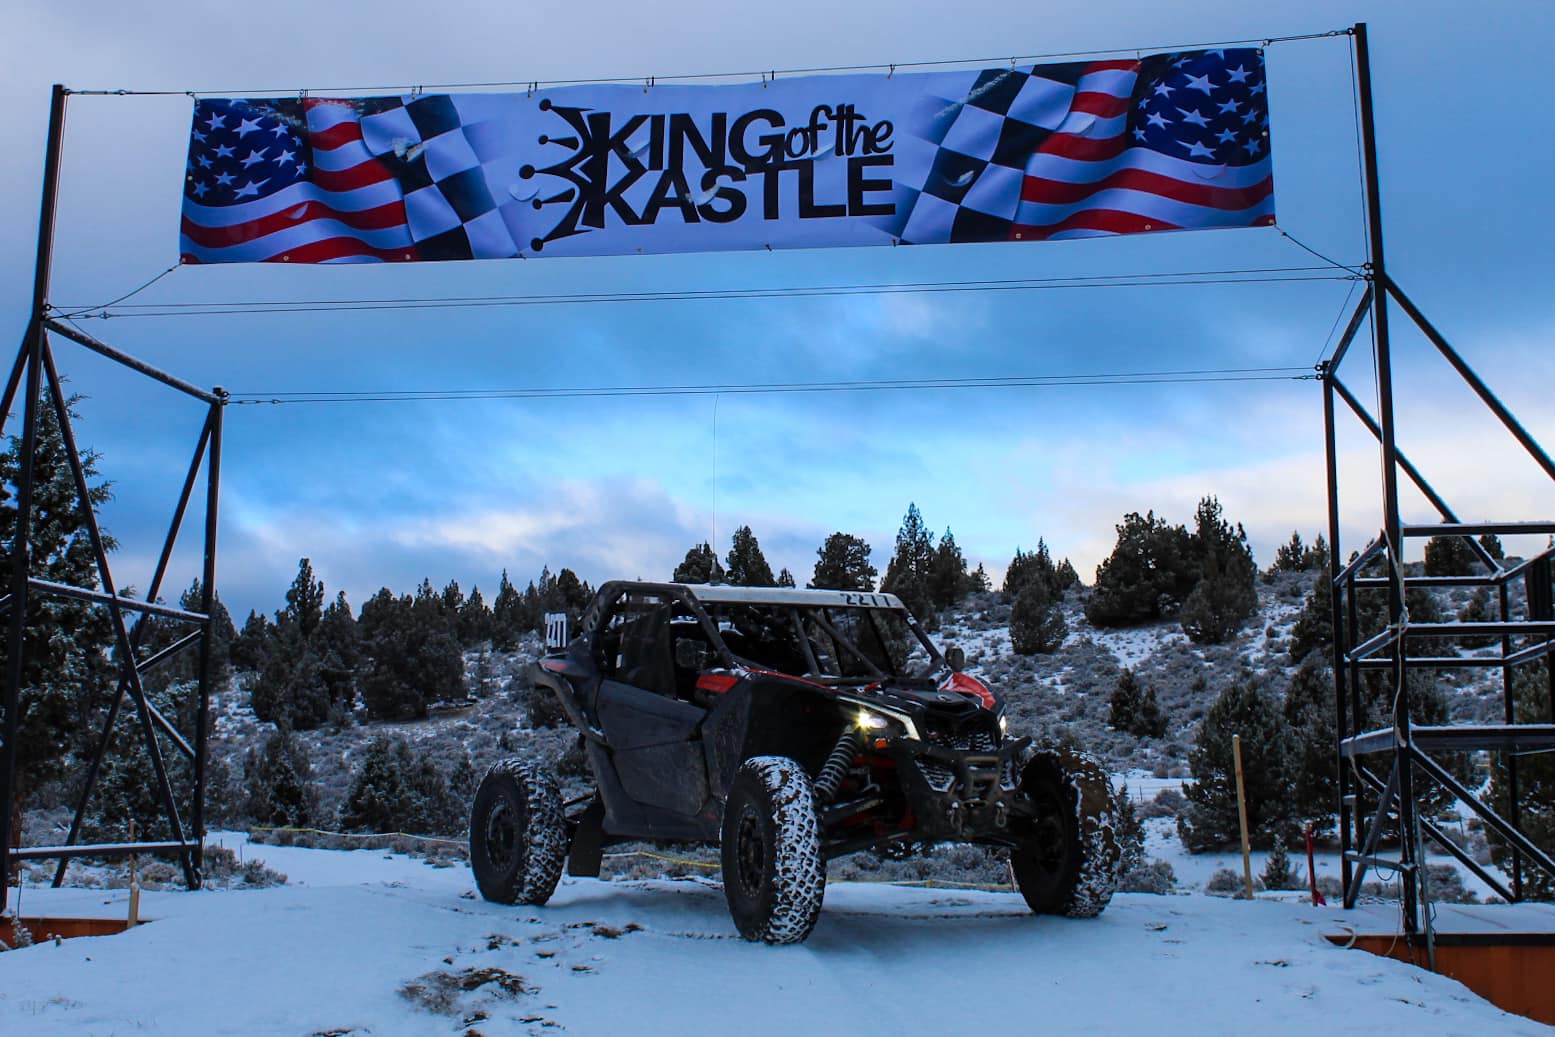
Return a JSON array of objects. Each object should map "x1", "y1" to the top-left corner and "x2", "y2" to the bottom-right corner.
[
  {"x1": 696, "y1": 674, "x2": 738, "y2": 695},
  {"x1": 743, "y1": 667, "x2": 830, "y2": 690},
  {"x1": 942, "y1": 671, "x2": 996, "y2": 710}
]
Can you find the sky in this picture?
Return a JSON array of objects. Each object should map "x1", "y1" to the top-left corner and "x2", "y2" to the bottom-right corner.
[{"x1": 2, "y1": 0, "x2": 1553, "y2": 620}]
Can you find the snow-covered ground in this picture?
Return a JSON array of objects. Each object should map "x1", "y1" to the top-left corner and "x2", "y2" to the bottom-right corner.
[{"x1": 3, "y1": 835, "x2": 1549, "y2": 1036}]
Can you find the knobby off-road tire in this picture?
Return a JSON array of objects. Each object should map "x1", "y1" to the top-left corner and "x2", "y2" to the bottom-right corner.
[
  {"x1": 720, "y1": 756, "x2": 827, "y2": 944},
  {"x1": 1010, "y1": 748, "x2": 1121, "y2": 918},
  {"x1": 470, "y1": 757, "x2": 567, "y2": 906}
]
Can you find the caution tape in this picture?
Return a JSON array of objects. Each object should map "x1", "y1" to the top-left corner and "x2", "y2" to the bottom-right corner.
[{"x1": 245, "y1": 828, "x2": 1014, "y2": 891}]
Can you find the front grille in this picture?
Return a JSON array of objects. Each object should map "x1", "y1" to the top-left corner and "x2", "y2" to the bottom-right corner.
[
  {"x1": 919, "y1": 760, "x2": 956, "y2": 791},
  {"x1": 923, "y1": 718, "x2": 998, "y2": 753}
]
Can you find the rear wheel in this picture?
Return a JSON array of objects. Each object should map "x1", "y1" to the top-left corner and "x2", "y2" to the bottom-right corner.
[
  {"x1": 1010, "y1": 749, "x2": 1120, "y2": 918},
  {"x1": 720, "y1": 756, "x2": 826, "y2": 944},
  {"x1": 469, "y1": 758, "x2": 567, "y2": 906}
]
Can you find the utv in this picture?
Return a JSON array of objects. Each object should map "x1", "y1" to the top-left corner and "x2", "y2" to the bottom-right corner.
[{"x1": 469, "y1": 581, "x2": 1119, "y2": 944}]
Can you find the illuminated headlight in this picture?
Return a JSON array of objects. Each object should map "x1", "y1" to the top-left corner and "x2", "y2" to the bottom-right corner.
[
  {"x1": 842, "y1": 699, "x2": 920, "y2": 741},
  {"x1": 999, "y1": 714, "x2": 1009, "y2": 736},
  {"x1": 855, "y1": 709, "x2": 890, "y2": 731}
]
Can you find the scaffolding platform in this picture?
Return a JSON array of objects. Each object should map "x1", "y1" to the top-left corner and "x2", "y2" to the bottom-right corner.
[{"x1": 1327, "y1": 903, "x2": 1555, "y2": 1025}]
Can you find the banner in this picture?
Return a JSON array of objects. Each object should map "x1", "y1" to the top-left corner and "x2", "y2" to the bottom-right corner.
[{"x1": 180, "y1": 49, "x2": 1273, "y2": 264}]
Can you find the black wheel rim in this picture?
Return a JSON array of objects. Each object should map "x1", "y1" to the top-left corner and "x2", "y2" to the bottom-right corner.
[
  {"x1": 485, "y1": 800, "x2": 519, "y2": 871},
  {"x1": 734, "y1": 806, "x2": 766, "y2": 898}
]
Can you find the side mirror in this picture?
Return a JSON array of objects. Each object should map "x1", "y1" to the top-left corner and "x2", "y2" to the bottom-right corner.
[
  {"x1": 674, "y1": 637, "x2": 713, "y2": 671},
  {"x1": 945, "y1": 645, "x2": 965, "y2": 671}
]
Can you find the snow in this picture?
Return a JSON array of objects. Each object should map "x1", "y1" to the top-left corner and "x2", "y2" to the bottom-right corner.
[{"x1": 4, "y1": 837, "x2": 1549, "y2": 1035}]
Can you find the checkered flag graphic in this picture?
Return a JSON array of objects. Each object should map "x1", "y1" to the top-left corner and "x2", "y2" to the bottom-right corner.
[
  {"x1": 882, "y1": 65, "x2": 1084, "y2": 245},
  {"x1": 358, "y1": 95, "x2": 528, "y2": 260}
]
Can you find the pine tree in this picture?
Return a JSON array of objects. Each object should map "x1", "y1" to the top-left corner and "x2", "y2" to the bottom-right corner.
[
  {"x1": 928, "y1": 527, "x2": 969, "y2": 609},
  {"x1": 230, "y1": 609, "x2": 271, "y2": 671},
  {"x1": 314, "y1": 590, "x2": 360, "y2": 720},
  {"x1": 1009, "y1": 580, "x2": 1067, "y2": 655},
  {"x1": 358, "y1": 588, "x2": 465, "y2": 721},
  {"x1": 491, "y1": 569, "x2": 524, "y2": 650},
  {"x1": 1288, "y1": 574, "x2": 1334, "y2": 666},
  {"x1": 1109, "y1": 668, "x2": 1166, "y2": 738},
  {"x1": 777, "y1": 567, "x2": 796, "y2": 587},
  {"x1": 1085, "y1": 511, "x2": 1197, "y2": 627},
  {"x1": 1283, "y1": 658, "x2": 1339, "y2": 831},
  {"x1": 673, "y1": 542, "x2": 724, "y2": 583},
  {"x1": 1178, "y1": 675, "x2": 1297, "y2": 851},
  {"x1": 458, "y1": 584, "x2": 495, "y2": 647},
  {"x1": 0, "y1": 385, "x2": 118, "y2": 852},
  {"x1": 968, "y1": 563, "x2": 991, "y2": 593},
  {"x1": 1424, "y1": 534, "x2": 1479, "y2": 577},
  {"x1": 282, "y1": 557, "x2": 326, "y2": 638},
  {"x1": 810, "y1": 532, "x2": 876, "y2": 591},
  {"x1": 724, "y1": 526, "x2": 776, "y2": 586},
  {"x1": 1271, "y1": 531, "x2": 1310, "y2": 574},
  {"x1": 1479, "y1": 533, "x2": 1505, "y2": 562},
  {"x1": 1179, "y1": 496, "x2": 1258, "y2": 645},
  {"x1": 1261, "y1": 838, "x2": 1296, "y2": 890},
  {"x1": 1483, "y1": 661, "x2": 1554, "y2": 900},
  {"x1": 244, "y1": 726, "x2": 319, "y2": 828},
  {"x1": 339, "y1": 736, "x2": 460, "y2": 835},
  {"x1": 881, "y1": 503, "x2": 936, "y2": 621},
  {"x1": 1457, "y1": 587, "x2": 1495, "y2": 649}
]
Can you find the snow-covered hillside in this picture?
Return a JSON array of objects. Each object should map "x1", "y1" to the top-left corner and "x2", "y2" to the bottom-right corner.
[{"x1": 2, "y1": 835, "x2": 1548, "y2": 1037}]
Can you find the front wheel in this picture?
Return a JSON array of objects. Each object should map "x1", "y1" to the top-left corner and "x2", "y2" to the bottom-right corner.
[
  {"x1": 1010, "y1": 749, "x2": 1120, "y2": 918},
  {"x1": 720, "y1": 756, "x2": 826, "y2": 944},
  {"x1": 469, "y1": 758, "x2": 567, "y2": 906}
]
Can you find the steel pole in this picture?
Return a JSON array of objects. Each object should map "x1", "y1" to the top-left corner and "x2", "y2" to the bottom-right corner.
[
  {"x1": 1, "y1": 85, "x2": 67, "y2": 914},
  {"x1": 190, "y1": 391, "x2": 225, "y2": 885}
]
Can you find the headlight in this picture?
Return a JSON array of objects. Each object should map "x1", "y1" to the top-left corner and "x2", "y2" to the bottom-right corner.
[
  {"x1": 855, "y1": 709, "x2": 890, "y2": 731},
  {"x1": 841, "y1": 698, "x2": 920, "y2": 741},
  {"x1": 999, "y1": 714, "x2": 1009, "y2": 735}
]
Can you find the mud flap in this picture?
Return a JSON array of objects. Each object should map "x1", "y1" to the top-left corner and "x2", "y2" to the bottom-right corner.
[{"x1": 567, "y1": 799, "x2": 606, "y2": 877}]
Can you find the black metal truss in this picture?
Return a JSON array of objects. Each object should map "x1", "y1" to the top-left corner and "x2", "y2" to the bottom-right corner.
[
  {"x1": 1323, "y1": 23, "x2": 1555, "y2": 951},
  {"x1": 0, "y1": 85, "x2": 226, "y2": 914}
]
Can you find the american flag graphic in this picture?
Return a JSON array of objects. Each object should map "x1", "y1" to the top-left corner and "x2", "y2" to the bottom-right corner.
[
  {"x1": 888, "y1": 48, "x2": 1273, "y2": 245},
  {"x1": 181, "y1": 98, "x2": 419, "y2": 263},
  {"x1": 1013, "y1": 48, "x2": 1274, "y2": 239}
]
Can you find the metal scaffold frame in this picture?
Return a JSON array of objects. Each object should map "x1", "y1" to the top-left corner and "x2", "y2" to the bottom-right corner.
[
  {"x1": 1322, "y1": 23, "x2": 1555, "y2": 956},
  {"x1": 0, "y1": 85, "x2": 227, "y2": 913}
]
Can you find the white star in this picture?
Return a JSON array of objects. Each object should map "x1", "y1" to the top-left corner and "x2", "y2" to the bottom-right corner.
[
  {"x1": 1180, "y1": 139, "x2": 1216, "y2": 159},
  {"x1": 1133, "y1": 128, "x2": 1147, "y2": 141},
  {"x1": 1243, "y1": 138, "x2": 1262, "y2": 156},
  {"x1": 235, "y1": 117, "x2": 262, "y2": 137},
  {"x1": 1217, "y1": 99, "x2": 1242, "y2": 115},
  {"x1": 1184, "y1": 72, "x2": 1215, "y2": 95},
  {"x1": 197, "y1": 154, "x2": 213, "y2": 168},
  {"x1": 214, "y1": 143, "x2": 235, "y2": 159},
  {"x1": 1172, "y1": 55, "x2": 1193, "y2": 68},
  {"x1": 192, "y1": 129, "x2": 207, "y2": 143},
  {"x1": 1153, "y1": 82, "x2": 1175, "y2": 98},
  {"x1": 1138, "y1": 96, "x2": 1151, "y2": 110},
  {"x1": 1206, "y1": 49, "x2": 1225, "y2": 60},
  {"x1": 1241, "y1": 110, "x2": 1260, "y2": 125},
  {"x1": 270, "y1": 124, "x2": 290, "y2": 137},
  {"x1": 233, "y1": 178, "x2": 268, "y2": 199},
  {"x1": 214, "y1": 171, "x2": 236, "y2": 186},
  {"x1": 1177, "y1": 107, "x2": 1210, "y2": 127},
  {"x1": 1146, "y1": 111, "x2": 1170, "y2": 129},
  {"x1": 241, "y1": 148, "x2": 269, "y2": 168},
  {"x1": 204, "y1": 112, "x2": 227, "y2": 131},
  {"x1": 294, "y1": 162, "x2": 308, "y2": 177},
  {"x1": 191, "y1": 180, "x2": 210, "y2": 198},
  {"x1": 1226, "y1": 64, "x2": 1252, "y2": 83},
  {"x1": 1250, "y1": 81, "x2": 1265, "y2": 96},
  {"x1": 1216, "y1": 128, "x2": 1237, "y2": 144},
  {"x1": 276, "y1": 149, "x2": 296, "y2": 165}
]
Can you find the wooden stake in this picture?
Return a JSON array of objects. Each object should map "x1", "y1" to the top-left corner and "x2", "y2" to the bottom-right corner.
[
  {"x1": 1233, "y1": 734, "x2": 1254, "y2": 899},
  {"x1": 127, "y1": 820, "x2": 140, "y2": 927}
]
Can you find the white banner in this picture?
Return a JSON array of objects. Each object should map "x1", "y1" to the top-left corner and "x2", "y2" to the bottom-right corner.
[{"x1": 180, "y1": 48, "x2": 1273, "y2": 264}]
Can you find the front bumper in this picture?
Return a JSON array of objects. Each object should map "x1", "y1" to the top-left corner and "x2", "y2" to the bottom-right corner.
[{"x1": 889, "y1": 735, "x2": 1032, "y2": 840}]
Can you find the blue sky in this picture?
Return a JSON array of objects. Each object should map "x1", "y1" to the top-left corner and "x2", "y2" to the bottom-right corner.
[{"x1": 3, "y1": 0, "x2": 1553, "y2": 619}]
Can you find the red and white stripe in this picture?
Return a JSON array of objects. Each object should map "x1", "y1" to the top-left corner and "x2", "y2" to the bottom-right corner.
[
  {"x1": 1010, "y1": 61, "x2": 1274, "y2": 242},
  {"x1": 180, "y1": 99, "x2": 415, "y2": 264}
]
